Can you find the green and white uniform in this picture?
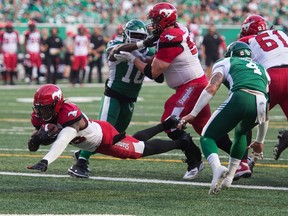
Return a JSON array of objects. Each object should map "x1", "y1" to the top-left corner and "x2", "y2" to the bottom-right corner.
[
  {"x1": 201, "y1": 57, "x2": 270, "y2": 160},
  {"x1": 78, "y1": 40, "x2": 154, "y2": 160},
  {"x1": 98, "y1": 39, "x2": 155, "y2": 131}
]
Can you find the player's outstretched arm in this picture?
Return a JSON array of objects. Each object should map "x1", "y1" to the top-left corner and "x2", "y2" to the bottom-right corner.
[{"x1": 27, "y1": 125, "x2": 78, "y2": 172}]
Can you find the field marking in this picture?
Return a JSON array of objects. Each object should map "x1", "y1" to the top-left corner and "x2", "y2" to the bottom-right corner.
[
  {"x1": 0, "y1": 171, "x2": 288, "y2": 191},
  {"x1": 0, "y1": 152, "x2": 288, "y2": 168}
]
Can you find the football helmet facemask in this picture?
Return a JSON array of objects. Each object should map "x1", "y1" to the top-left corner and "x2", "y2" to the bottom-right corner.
[
  {"x1": 123, "y1": 19, "x2": 148, "y2": 43},
  {"x1": 240, "y1": 15, "x2": 268, "y2": 37},
  {"x1": 224, "y1": 41, "x2": 252, "y2": 58},
  {"x1": 148, "y1": 2, "x2": 177, "y2": 34},
  {"x1": 33, "y1": 84, "x2": 64, "y2": 121}
]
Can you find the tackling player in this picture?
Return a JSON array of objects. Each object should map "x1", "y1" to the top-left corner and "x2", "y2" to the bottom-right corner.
[
  {"x1": 114, "y1": 2, "x2": 245, "y2": 181},
  {"x1": 178, "y1": 41, "x2": 270, "y2": 195},
  {"x1": 68, "y1": 19, "x2": 164, "y2": 178},
  {"x1": 27, "y1": 84, "x2": 196, "y2": 177},
  {"x1": 239, "y1": 15, "x2": 288, "y2": 162}
]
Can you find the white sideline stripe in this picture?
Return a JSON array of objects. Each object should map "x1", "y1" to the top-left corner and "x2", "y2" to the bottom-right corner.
[{"x1": 0, "y1": 171, "x2": 288, "y2": 191}]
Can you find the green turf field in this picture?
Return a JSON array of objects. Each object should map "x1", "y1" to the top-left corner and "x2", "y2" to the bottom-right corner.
[{"x1": 0, "y1": 82, "x2": 287, "y2": 216}]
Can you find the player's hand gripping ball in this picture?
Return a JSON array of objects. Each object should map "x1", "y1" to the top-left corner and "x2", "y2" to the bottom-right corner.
[{"x1": 37, "y1": 123, "x2": 62, "y2": 145}]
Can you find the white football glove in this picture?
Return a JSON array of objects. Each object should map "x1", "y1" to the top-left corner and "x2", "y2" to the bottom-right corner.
[{"x1": 114, "y1": 51, "x2": 136, "y2": 63}]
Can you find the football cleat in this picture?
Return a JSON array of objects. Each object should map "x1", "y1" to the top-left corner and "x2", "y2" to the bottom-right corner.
[
  {"x1": 233, "y1": 159, "x2": 252, "y2": 181},
  {"x1": 273, "y1": 130, "x2": 288, "y2": 160},
  {"x1": 209, "y1": 166, "x2": 228, "y2": 195},
  {"x1": 68, "y1": 163, "x2": 89, "y2": 178},
  {"x1": 73, "y1": 150, "x2": 90, "y2": 172},
  {"x1": 183, "y1": 160, "x2": 205, "y2": 180},
  {"x1": 221, "y1": 175, "x2": 233, "y2": 190},
  {"x1": 247, "y1": 157, "x2": 255, "y2": 173},
  {"x1": 162, "y1": 115, "x2": 180, "y2": 130}
]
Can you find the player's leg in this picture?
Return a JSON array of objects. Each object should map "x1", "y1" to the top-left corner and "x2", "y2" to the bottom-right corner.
[
  {"x1": 68, "y1": 96, "x2": 122, "y2": 178},
  {"x1": 201, "y1": 93, "x2": 248, "y2": 194},
  {"x1": 133, "y1": 115, "x2": 179, "y2": 141},
  {"x1": 268, "y1": 67, "x2": 288, "y2": 160}
]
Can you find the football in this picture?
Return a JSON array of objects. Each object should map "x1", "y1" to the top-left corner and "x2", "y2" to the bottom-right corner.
[{"x1": 37, "y1": 123, "x2": 62, "y2": 145}]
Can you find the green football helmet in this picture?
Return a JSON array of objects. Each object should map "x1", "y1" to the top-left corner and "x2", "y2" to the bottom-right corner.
[
  {"x1": 224, "y1": 41, "x2": 252, "y2": 58},
  {"x1": 123, "y1": 19, "x2": 148, "y2": 43}
]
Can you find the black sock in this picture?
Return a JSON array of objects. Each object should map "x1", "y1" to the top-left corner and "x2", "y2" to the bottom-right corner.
[
  {"x1": 133, "y1": 124, "x2": 164, "y2": 141},
  {"x1": 142, "y1": 139, "x2": 183, "y2": 157}
]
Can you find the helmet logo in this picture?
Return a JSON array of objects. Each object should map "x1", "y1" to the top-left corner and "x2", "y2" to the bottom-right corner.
[
  {"x1": 52, "y1": 89, "x2": 62, "y2": 100},
  {"x1": 164, "y1": 34, "x2": 177, "y2": 41},
  {"x1": 159, "y1": 9, "x2": 174, "y2": 18},
  {"x1": 68, "y1": 110, "x2": 78, "y2": 117},
  {"x1": 242, "y1": 20, "x2": 254, "y2": 31}
]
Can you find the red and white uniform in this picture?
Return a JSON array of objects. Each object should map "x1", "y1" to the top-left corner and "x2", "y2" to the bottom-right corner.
[
  {"x1": 0, "y1": 31, "x2": 19, "y2": 70},
  {"x1": 24, "y1": 30, "x2": 42, "y2": 67},
  {"x1": 31, "y1": 102, "x2": 144, "y2": 160},
  {"x1": 240, "y1": 29, "x2": 288, "y2": 118},
  {"x1": 156, "y1": 23, "x2": 210, "y2": 135},
  {"x1": 72, "y1": 34, "x2": 89, "y2": 70}
]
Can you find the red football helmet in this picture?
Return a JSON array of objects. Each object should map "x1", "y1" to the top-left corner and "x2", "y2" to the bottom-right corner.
[
  {"x1": 28, "y1": 20, "x2": 36, "y2": 27},
  {"x1": 28, "y1": 20, "x2": 36, "y2": 31},
  {"x1": 240, "y1": 15, "x2": 268, "y2": 37},
  {"x1": 148, "y1": 2, "x2": 177, "y2": 33},
  {"x1": 33, "y1": 84, "x2": 64, "y2": 121},
  {"x1": 5, "y1": 21, "x2": 13, "y2": 32}
]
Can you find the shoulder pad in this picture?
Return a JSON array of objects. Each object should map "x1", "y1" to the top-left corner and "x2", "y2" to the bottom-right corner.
[
  {"x1": 107, "y1": 40, "x2": 123, "y2": 51},
  {"x1": 238, "y1": 35, "x2": 255, "y2": 44},
  {"x1": 160, "y1": 28, "x2": 183, "y2": 43}
]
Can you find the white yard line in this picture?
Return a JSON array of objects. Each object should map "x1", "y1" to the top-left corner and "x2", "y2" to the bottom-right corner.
[{"x1": 0, "y1": 171, "x2": 288, "y2": 191}]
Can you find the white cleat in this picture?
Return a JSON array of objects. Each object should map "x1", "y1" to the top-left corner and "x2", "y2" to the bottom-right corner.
[
  {"x1": 221, "y1": 176, "x2": 233, "y2": 190},
  {"x1": 209, "y1": 166, "x2": 228, "y2": 195},
  {"x1": 183, "y1": 161, "x2": 205, "y2": 180}
]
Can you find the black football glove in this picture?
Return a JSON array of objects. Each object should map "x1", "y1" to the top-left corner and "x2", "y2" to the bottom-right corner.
[
  {"x1": 143, "y1": 30, "x2": 160, "y2": 47},
  {"x1": 27, "y1": 159, "x2": 48, "y2": 172},
  {"x1": 28, "y1": 134, "x2": 40, "y2": 152}
]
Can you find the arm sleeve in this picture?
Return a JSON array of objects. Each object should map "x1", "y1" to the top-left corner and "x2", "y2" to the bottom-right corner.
[
  {"x1": 190, "y1": 89, "x2": 214, "y2": 117},
  {"x1": 43, "y1": 126, "x2": 78, "y2": 165},
  {"x1": 255, "y1": 120, "x2": 269, "y2": 143}
]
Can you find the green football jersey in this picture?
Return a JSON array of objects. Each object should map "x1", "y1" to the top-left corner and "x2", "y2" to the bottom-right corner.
[
  {"x1": 212, "y1": 57, "x2": 270, "y2": 96},
  {"x1": 106, "y1": 39, "x2": 155, "y2": 99}
]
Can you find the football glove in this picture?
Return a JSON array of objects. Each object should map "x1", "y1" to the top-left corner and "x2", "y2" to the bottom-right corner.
[
  {"x1": 27, "y1": 159, "x2": 48, "y2": 172},
  {"x1": 143, "y1": 30, "x2": 160, "y2": 47},
  {"x1": 114, "y1": 51, "x2": 136, "y2": 63},
  {"x1": 28, "y1": 132, "x2": 40, "y2": 152},
  {"x1": 30, "y1": 124, "x2": 62, "y2": 147}
]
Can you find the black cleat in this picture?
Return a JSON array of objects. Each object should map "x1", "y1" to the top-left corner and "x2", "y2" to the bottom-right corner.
[
  {"x1": 162, "y1": 115, "x2": 180, "y2": 130},
  {"x1": 273, "y1": 130, "x2": 288, "y2": 160},
  {"x1": 72, "y1": 150, "x2": 90, "y2": 172},
  {"x1": 180, "y1": 133, "x2": 204, "y2": 180},
  {"x1": 68, "y1": 164, "x2": 89, "y2": 178}
]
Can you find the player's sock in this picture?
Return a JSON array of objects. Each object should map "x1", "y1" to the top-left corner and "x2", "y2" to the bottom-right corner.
[{"x1": 79, "y1": 150, "x2": 94, "y2": 161}]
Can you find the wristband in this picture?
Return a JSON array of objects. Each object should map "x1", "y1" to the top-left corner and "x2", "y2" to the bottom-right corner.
[{"x1": 136, "y1": 41, "x2": 144, "y2": 49}]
